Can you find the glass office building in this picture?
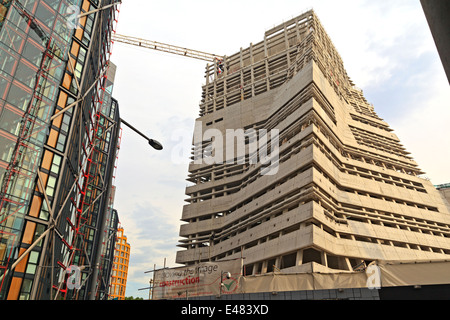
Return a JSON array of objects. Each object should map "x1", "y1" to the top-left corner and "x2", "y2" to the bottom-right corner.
[{"x1": 0, "y1": 0, "x2": 121, "y2": 300}]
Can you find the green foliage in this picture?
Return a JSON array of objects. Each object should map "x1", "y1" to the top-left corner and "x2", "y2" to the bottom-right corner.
[{"x1": 124, "y1": 296, "x2": 144, "y2": 300}]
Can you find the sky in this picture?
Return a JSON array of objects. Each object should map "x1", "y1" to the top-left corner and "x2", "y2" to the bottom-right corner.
[{"x1": 108, "y1": 0, "x2": 450, "y2": 299}]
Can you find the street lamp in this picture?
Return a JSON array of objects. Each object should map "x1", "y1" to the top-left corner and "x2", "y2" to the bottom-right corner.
[{"x1": 120, "y1": 118, "x2": 163, "y2": 150}]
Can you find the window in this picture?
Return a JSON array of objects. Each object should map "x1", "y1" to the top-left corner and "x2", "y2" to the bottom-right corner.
[
  {"x1": 22, "y1": 39, "x2": 44, "y2": 67},
  {"x1": 302, "y1": 248, "x2": 322, "y2": 265},
  {"x1": 25, "y1": 251, "x2": 40, "y2": 274},
  {"x1": 281, "y1": 253, "x2": 297, "y2": 269},
  {"x1": 0, "y1": 71, "x2": 12, "y2": 100},
  {"x1": 6, "y1": 81, "x2": 32, "y2": 111},
  {"x1": 19, "y1": 279, "x2": 33, "y2": 300},
  {"x1": 45, "y1": 176, "x2": 56, "y2": 197},
  {"x1": 81, "y1": 14, "x2": 95, "y2": 46},
  {"x1": 50, "y1": 154, "x2": 62, "y2": 174},
  {"x1": 60, "y1": 113, "x2": 71, "y2": 133},
  {"x1": 33, "y1": 224, "x2": 46, "y2": 246},
  {"x1": 0, "y1": 44, "x2": 17, "y2": 75},
  {"x1": 35, "y1": 1, "x2": 56, "y2": 29},
  {"x1": 0, "y1": 134, "x2": 16, "y2": 162},
  {"x1": 0, "y1": 105, "x2": 22, "y2": 135},
  {"x1": 266, "y1": 259, "x2": 276, "y2": 273},
  {"x1": 39, "y1": 200, "x2": 49, "y2": 221},
  {"x1": 55, "y1": 132, "x2": 66, "y2": 152}
]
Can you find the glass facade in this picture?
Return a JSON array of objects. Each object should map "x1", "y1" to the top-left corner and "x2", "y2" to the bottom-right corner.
[{"x1": 0, "y1": 0, "x2": 121, "y2": 300}]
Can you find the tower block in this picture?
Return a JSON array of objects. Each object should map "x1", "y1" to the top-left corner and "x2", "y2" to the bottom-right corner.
[{"x1": 176, "y1": 10, "x2": 450, "y2": 274}]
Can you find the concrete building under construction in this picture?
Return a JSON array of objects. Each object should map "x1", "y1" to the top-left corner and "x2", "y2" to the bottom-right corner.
[{"x1": 175, "y1": 10, "x2": 450, "y2": 277}]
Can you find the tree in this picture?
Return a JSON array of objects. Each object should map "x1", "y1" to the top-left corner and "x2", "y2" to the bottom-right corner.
[{"x1": 124, "y1": 296, "x2": 144, "y2": 300}]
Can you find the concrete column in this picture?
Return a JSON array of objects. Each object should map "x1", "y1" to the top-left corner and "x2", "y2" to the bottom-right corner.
[
  {"x1": 263, "y1": 35, "x2": 270, "y2": 91},
  {"x1": 296, "y1": 249, "x2": 303, "y2": 266},
  {"x1": 344, "y1": 257, "x2": 353, "y2": 271},
  {"x1": 321, "y1": 251, "x2": 328, "y2": 267},
  {"x1": 249, "y1": 43, "x2": 255, "y2": 97}
]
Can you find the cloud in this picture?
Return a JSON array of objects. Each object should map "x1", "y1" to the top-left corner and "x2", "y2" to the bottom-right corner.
[
  {"x1": 315, "y1": 0, "x2": 433, "y2": 89},
  {"x1": 389, "y1": 69, "x2": 450, "y2": 185},
  {"x1": 116, "y1": 202, "x2": 181, "y2": 298}
]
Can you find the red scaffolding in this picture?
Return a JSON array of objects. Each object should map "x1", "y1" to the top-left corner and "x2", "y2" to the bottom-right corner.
[{"x1": 53, "y1": 1, "x2": 121, "y2": 299}]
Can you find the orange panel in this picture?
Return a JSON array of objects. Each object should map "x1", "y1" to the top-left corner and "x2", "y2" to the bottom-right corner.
[
  {"x1": 15, "y1": 248, "x2": 28, "y2": 273},
  {"x1": 57, "y1": 91, "x2": 68, "y2": 108},
  {"x1": 41, "y1": 150, "x2": 53, "y2": 171},
  {"x1": 35, "y1": 172, "x2": 49, "y2": 193},
  {"x1": 79, "y1": 15, "x2": 87, "y2": 27},
  {"x1": 52, "y1": 112, "x2": 63, "y2": 128},
  {"x1": 29, "y1": 196, "x2": 42, "y2": 218},
  {"x1": 34, "y1": 169, "x2": 49, "y2": 191},
  {"x1": 22, "y1": 222, "x2": 36, "y2": 245},
  {"x1": 62, "y1": 73, "x2": 72, "y2": 90},
  {"x1": 47, "y1": 129, "x2": 58, "y2": 148},
  {"x1": 75, "y1": 27, "x2": 84, "y2": 40},
  {"x1": 70, "y1": 41, "x2": 80, "y2": 57},
  {"x1": 6, "y1": 277, "x2": 22, "y2": 300},
  {"x1": 67, "y1": 55, "x2": 76, "y2": 73},
  {"x1": 82, "y1": 0, "x2": 90, "y2": 12}
]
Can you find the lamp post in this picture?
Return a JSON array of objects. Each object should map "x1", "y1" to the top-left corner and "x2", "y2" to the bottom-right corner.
[
  {"x1": 89, "y1": 119, "x2": 162, "y2": 300},
  {"x1": 120, "y1": 118, "x2": 163, "y2": 150}
]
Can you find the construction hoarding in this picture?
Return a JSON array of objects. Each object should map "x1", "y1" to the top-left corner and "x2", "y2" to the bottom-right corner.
[
  {"x1": 152, "y1": 259, "x2": 242, "y2": 300},
  {"x1": 240, "y1": 260, "x2": 450, "y2": 294}
]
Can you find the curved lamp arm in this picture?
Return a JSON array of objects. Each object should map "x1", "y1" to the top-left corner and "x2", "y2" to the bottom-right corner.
[{"x1": 120, "y1": 118, "x2": 163, "y2": 150}]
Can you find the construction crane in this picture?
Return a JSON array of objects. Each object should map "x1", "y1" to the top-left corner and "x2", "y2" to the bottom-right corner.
[{"x1": 112, "y1": 34, "x2": 223, "y2": 63}]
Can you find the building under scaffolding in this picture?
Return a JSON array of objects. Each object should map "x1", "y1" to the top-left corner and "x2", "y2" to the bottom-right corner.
[
  {"x1": 0, "y1": 0, "x2": 121, "y2": 300},
  {"x1": 176, "y1": 9, "x2": 450, "y2": 282}
]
